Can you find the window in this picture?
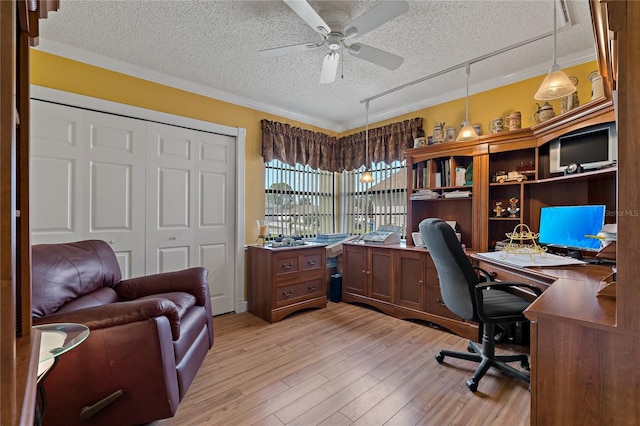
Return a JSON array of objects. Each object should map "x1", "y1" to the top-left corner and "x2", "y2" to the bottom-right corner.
[
  {"x1": 264, "y1": 160, "x2": 407, "y2": 238},
  {"x1": 264, "y1": 160, "x2": 335, "y2": 238},
  {"x1": 342, "y1": 161, "x2": 407, "y2": 236}
]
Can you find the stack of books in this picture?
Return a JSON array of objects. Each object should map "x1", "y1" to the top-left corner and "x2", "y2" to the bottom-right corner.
[
  {"x1": 410, "y1": 189, "x2": 440, "y2": 200},
  {"x1": 443, "y1": 190, "x2": 472, "y2": 198}
]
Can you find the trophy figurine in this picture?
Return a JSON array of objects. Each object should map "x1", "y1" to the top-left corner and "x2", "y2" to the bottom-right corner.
[{"x1": 507, "y1": 197, "x2": 520, "y2": 217}]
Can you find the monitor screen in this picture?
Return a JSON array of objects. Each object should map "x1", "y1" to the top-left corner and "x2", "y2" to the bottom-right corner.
[{"x1": 538, "y1": 205, "x2": 606, "y2": 252}]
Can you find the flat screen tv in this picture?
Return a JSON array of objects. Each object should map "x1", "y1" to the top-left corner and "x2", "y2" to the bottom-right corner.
[
  {"x1": 538, "y1": 205, "x2": 606, "y2": 255},
  {"x1": 549, "y1": 122, "x2": 617, "y2": 173}
]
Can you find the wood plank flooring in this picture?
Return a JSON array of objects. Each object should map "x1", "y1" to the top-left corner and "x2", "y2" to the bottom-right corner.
[{"x1": 156, "y1": 302, "x2": 530, "y2": 426}]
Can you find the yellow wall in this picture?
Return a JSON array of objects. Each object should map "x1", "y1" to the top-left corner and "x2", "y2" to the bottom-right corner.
[{"x1": 30, "y1": 50, "x2": 598, "y2": 244}]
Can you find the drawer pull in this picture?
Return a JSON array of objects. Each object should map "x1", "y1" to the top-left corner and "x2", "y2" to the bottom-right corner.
[
  {"x1": 307, "y1": 285, "x2": 316, "y2": 291},
  {"x1": 307, "y1": 259, "x2": 317, "y2": 265},
  {"x1": 419, "y1": 280, "x2": 424, "y2": 285},
  {"x1": 281, "y1": 262, "x2": 293, "y2": 270},
  {"x1": 282, "y1": 290, "x2": 294, "y2": 297}
]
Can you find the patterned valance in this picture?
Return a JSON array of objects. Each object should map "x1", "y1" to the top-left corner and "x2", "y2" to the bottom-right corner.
[{"x1": 261, "y1": 117, "x2": 422, "y2": 172}]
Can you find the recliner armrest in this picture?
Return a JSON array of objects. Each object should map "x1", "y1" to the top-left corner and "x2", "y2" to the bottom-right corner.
[
  {"x1": 32, "y1": 298, "x2": 183, "y2": 339},
  {"x1": 116, "y1": 267, "x2": 209, "y2": 306}
]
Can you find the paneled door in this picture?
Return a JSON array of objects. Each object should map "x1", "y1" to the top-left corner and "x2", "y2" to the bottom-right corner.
[
  {"x1": 146, "y1": 123, "x2": 236, "y2": 315},
  {"x1": 30, "y1": 102, "x2": 84, "y2": 244},
  {"x1": 30, "y1": 102, "x2": 146, "y2": 278},
  {"x1": 82, "y1": 111, "x2": 146, "y2": 278}
]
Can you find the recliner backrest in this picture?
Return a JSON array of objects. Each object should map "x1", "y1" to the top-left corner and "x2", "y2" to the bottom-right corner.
[
  {"x1": 419, "y1": 218, "x2": 479, "y2": 321},
  {"x1": 31, "y1": 240, "x2": 122, "y2": 318}
]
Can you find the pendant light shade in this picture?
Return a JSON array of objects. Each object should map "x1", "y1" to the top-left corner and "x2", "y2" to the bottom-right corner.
[
  {"x1": 360, "y1": 101, "x2": 374, "y2": 183},
  {"x1": 534, "y1": 0, "x2": 576, "y2": 101},
  {"x1": 534, "y1": 63, "x2": 577, "y2": 100},
  {"x1": 360, "y1": 170, "x2": 374, "y2": 183},
  {"x1": 456, "y1": 64, "x2": 478, "y2": 142}
]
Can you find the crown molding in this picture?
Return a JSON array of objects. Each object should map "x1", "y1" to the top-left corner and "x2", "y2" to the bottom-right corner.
[
  {"x1": 35, "y1": 39, "x2": 594, "y2": 134},
  {"x1": 35, "y1": 39, "x2": 341, "y2": 132}
]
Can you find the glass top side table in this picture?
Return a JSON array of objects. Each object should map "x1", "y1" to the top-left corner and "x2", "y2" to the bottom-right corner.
[{"x1": 33, "y1": 322, "x2": 90, "y2": 425}]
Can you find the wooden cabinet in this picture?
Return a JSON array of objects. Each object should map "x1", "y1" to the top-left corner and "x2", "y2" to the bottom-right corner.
[
  {"x1": 342, "y1": 243, "x2": 478, "y2": 341},
  {"x1": 343, "y1": 244, "x2": 394, "y2": 302},
  {"x1": 247, "y1": 244, "x2": 326, "y2": 323}
]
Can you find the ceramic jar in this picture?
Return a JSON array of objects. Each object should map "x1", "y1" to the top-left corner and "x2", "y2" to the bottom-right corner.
[
  {"x1": 506, "y1": 111, "x2": 521, "y2": 130},
  {"x1": 490, "y1": 117, "x2": 504, "y2": 133},
  {"x1": 532, "y1": 102, "x2": 555, "y2": 123}
]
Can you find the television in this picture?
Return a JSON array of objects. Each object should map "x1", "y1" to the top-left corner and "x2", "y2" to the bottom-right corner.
[
  {"x1": 538, "y1": 205, "x2": 606, "y2": 256},
  {"x1": 549, "y1": 122, "x2": 617, "y2": 174}
]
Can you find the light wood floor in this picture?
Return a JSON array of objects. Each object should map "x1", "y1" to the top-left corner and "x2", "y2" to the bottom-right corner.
[{"x1": 156, "y1": 302, "x2": 530, "y2": 426}]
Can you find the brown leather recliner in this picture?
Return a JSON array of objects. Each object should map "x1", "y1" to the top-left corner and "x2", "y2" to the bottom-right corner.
[{"x1": 31, "y1": 240, "x2": 214, "y2": 426}]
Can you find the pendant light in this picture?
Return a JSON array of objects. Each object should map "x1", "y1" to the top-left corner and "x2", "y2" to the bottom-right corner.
[
  {"x1": 456, "y1": 63, "x2": 479, "y2": 142},
  {"x1": 360, "y1": 100, "x2": 374, "y2": 183},
  {"x1": 534, "y1": 0, "x2": 576, "y2": 100}
]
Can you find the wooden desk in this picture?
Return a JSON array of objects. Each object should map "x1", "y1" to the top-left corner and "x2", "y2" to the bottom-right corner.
[{"x1": 472, "y1": 254, "x2": 640, "y2": 426}]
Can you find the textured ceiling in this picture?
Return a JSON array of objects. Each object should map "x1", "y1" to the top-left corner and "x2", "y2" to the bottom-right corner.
[{"x1": 36, "y1": 0, "x2": 597, "y2": 132}]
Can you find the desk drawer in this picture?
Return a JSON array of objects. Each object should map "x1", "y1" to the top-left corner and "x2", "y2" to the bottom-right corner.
[
  {"x1": 274, "y1": 255, "x2": 300, "y2": 276},
  {"x1": 302, "y1": 252, "x2": 322, "y2": 271},
  {"x1": 276, "y1": 278, "x2": 324, "y2": 307},
  {"x1": 425, "y1": 282, "x2": 460, "y2": 320}
]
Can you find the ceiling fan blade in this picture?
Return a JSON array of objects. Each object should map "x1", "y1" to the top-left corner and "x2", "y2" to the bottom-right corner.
[
  {"x1": 283, "y1": 0, "x2": 331, "y2": 35},
  {"x1": 258, "y1": 42, "x2": 321, "y2": 58},
  {"x1": 319, "y1": 52, "x2": 340, "y2": 84},
  {"x1": 344, "y1": 0, "x2": 409, "y2": 39},
  {"x1": 348, "y1": 43, "x2": 404, "y2": 70}
]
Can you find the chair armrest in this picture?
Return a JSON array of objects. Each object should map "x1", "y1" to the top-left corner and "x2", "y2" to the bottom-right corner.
[
  {"x1": 472, "y1": 266, "x2": 493, "y2": 282},
  {"x1": 32, "y1": 298, "x2": 183, "y2": 339},
  {"x1": 476, "y1": 281, "x2": 543, "y2": 296},
  {"x1": 116, "y1": 267, "x2": 209, "y2": 306}
]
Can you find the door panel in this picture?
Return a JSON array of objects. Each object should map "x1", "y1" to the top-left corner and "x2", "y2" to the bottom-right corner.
[
  {"x1": 147, "y1": 124, "x2": 236, "y2": 314},
  {"x1": 83, "y1": 111, "x2": 146, "y2": 278},
  {"x1": 30, "y1": 102, "x2": 83, "y2": 243}
]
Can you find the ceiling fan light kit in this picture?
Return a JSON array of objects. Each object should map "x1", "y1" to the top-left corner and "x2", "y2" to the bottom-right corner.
[
  {"x1": 260, "y1": 0, "x2": 409, "y2": 84},
  {"x1": 534, "y1": 0, "x2": 576, "y2": 100}
]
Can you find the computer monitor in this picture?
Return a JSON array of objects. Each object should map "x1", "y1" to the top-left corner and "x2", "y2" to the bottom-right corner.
[{"x1": 538, "y1": 205, "x2": 606, "y2": 257}]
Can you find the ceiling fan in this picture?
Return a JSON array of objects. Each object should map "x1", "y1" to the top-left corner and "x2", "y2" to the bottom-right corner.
[{"x1": 258, "y1": 0, "x2": 409, "y2": 84}]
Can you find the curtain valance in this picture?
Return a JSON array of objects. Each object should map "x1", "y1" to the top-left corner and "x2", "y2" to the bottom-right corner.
[{"x1": 261, "y1": 117, "x2": 422, "y2": 172}]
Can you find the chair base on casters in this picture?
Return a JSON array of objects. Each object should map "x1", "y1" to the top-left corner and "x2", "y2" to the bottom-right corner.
[{"x1": 435, "y1": 326, "x2": 530, "y2": 392}]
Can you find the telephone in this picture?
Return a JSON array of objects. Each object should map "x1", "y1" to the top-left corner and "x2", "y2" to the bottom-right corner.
[{"x1": 362, "y1": 225, "x2": 402, "y2": 245}]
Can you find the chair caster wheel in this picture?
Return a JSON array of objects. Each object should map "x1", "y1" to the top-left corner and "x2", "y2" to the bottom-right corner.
[
  {"x1": 466, "y1": 379, "x2": 478, "y2": 392},
  {"x1": 435, "y1": 354, "x2": 444, "y2": 364},
  {"x1": 467, "y1": 343, "x2": 475, "y2": 353},
  {"x1": 522, "y1": 361, "x2": 530, "y2": 370}
]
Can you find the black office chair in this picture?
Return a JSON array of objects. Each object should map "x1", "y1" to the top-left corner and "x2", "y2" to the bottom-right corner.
[{"x1": 419, "y1": 218, "x2": 542, "y2": 392}]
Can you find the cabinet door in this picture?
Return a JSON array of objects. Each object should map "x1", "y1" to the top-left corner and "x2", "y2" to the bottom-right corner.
[
  {"x1": 369, "y1": 247, "x2": 394, "y2": 302},
  {"x1": 343, "y1": 245, "x2": 366, "y2": 295},
  {"x1": 395, "y1": 250, "x2": 425, "y2": 311}
]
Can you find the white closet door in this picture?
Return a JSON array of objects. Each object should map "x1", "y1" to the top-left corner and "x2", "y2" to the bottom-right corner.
[
  {"x1": 196, "y1": 133, "x2": 236, "y2": 315},
  {"x1": 82, "y1": 111, "x2": 146, "y2": 279},
  {"x1": 146, "y1": 123, "x2": 197, "y2": 273},
  {"x1": 30, "y1": 102, "x2": 84, "y2": 244},
  {"x1": 146, "y1": 123, "x2": 236, "y2": 315}
]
